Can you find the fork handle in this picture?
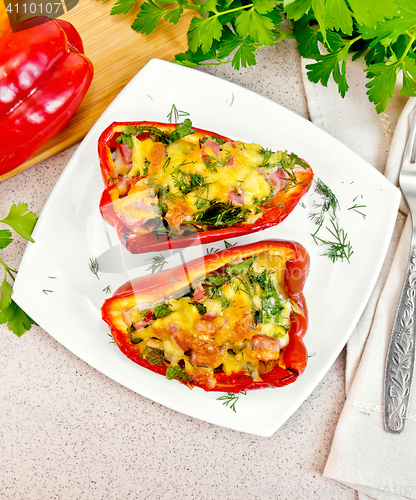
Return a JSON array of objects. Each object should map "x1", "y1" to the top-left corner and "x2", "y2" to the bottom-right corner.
[{"x1": 384, "y1": 244, "x2": 416, "y2": 433}]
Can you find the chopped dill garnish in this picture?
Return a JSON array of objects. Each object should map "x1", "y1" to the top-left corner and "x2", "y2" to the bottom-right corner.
[
  {"x1": 202, "y1": 153, "x2": 231, "y2": 173},
  {"x1": 312, "y1": 178, "x2": 340, "y2": 221},
  {"x1": 348, "y1": 196, "x2": 366, "y2": 218},
  {"x1": 308, "y1": 178, "x2": 353, "y2": 263},
  {"x1": 216, "y1": 392, "x2": 247, "y2": 413},
  {"x1": 147, "y1": 254, "x2": 168, "y2": 273},
  {"x1": 259, "y1": 148, "x2": 274, "y2": 168},
  {"x1": 167, "y1": 104, "x2": 190, "y2": 123},
  {"x1": 194, "y1": 184, "x2": 211, "y2": 210},
  {"x1": 224, "y1": 240, "x2": 237, "y2": 249},
  {"x1": 172, "y1": 169, "x2": 207, "y2": 196},
  {"x1": 206, "y1": 247, "x2": 219, "y2": 254},
  {"x1": 188, "y1": 201, "x2": 249, "y2": 228},
  {"x1": 89, "y1": 257, "x2": 100, "y2": 279},
  {"x1": 313, "y1": 219, "x2": 353, "y2": 263},
  {"x1": 146, "y1": 173, "x2": 177, "y2": 203}
]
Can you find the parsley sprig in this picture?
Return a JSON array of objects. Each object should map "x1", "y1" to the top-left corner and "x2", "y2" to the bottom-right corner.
[
  {"x1": 115, "y1": 119, "x2": 195, "y2": 149},
  {"x1": 0, "y1": 203, "x2": 37, "y2": 337},
  {"x1": 109, "y1": 0, "x2": 416, "y2": 113}
]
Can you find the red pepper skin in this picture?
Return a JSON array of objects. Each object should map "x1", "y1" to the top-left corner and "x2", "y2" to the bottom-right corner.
[
  {"x1": 0, "y1": 18, "x2": 93, "y2": 176},
  {"x1": 101, "y1": 239, "x2": 310, "y2": 392},
  {"x1": 98, "y1": 122, "x2": 314, "y2": 254}
]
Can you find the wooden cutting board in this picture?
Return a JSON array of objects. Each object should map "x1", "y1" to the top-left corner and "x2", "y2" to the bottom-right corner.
[{"x1": 0, "y1": 0, "x2": 192, "y2": 182}]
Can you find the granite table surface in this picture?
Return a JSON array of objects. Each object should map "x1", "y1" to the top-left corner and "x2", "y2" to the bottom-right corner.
[{"x1": 0, "y1": 39, "x2": 351, "y2": 500}]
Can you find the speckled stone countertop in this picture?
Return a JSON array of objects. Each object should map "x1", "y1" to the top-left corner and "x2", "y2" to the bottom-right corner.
[{"x1": 0, "y1": 41, "x2": 352, "y2": 500}]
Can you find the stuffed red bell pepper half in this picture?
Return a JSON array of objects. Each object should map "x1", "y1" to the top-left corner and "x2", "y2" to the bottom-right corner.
[
  {"x1": 98, "y1": 120, "x2": 314, "y2": 254},
  {"x1": 0, "y1": 17, "x2": 93, "y2": 175},
  {"x1": 101, "y1": 240, "x2": 310, "y2": 392}
]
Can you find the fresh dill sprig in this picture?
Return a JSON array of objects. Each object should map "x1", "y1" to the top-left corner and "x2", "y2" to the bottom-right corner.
[
  {"x1": 348, "y1": 196, "x2": 366, "y2": 219},
  {"x1": 216, "y1": 391, "x2": 247, "y2": 413},
  {"x1": 161, "y1": 157, "x2": 171, "y2": 172},
  {"x1": 171, "y1": 168, "x2": 207, "y2": 198},
  {"x1": 313, "y1": 219, "x2": 353, "y2": 263},
  {"x1": 167, "y1": 104, "x2": 190, "y2": 124},
  {"x1": 194, "y1": 184, "x2": 211, "y2": 210},
  {"x1": 261, "y1": 185, "x2": 276, "y2": 207},
  {"x1": 314, "y1": 178, "x2": 340, "y2": 217},
  {"x1": 146, "y1": 254, "x2": 168, "y2": 273},
  {"x1": 203, "y1": 153, "x2": 231, "y2": 173},
  {"x1": 103, "y1": 285, "x2": 111, "y2": 294},
  {"x1": 221, "y1": 296, "x2": 235, "y2": 310},
  {"x1": 309, "y1": 178, "x2": 339, "y2": 230},
  {"x1": 188, "y1": 201, "x2": 249, "y2": 228},
  {"x1": 259, "y1": 148, "x2": 274, "y2": 168},
  {"x1": 224, "y1": 240, "x2": 237, "y2": 249},
  {"x1": 146, "y1": 173, "x2": 177, "y2": 204},
  {"x1": 89, "y1": 258, "x2": 100, "y2": 279},
  {"x1": 206, "y1": 247, "x2": 219, "y2": 254}
]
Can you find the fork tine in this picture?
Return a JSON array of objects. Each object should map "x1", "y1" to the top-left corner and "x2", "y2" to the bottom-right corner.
[{"x1": 403, "y1": 112, "x2": 416, "y2": 165}]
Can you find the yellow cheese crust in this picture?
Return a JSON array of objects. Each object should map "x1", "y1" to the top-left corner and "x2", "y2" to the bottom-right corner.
[
  {"x1": 109, "y1": 126, "x2": 308, "y2": 231},
  {"x1": 116, "y1": 249, "x2": 301, "y2": 384}
]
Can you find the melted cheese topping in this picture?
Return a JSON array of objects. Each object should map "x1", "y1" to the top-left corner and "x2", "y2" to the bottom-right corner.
[
  {"x1": 108, "y1": 127, "x2": 307, "y2": 234},
  {"x1": 119, "y1": 249, "x2": 299, "y2": 388}
]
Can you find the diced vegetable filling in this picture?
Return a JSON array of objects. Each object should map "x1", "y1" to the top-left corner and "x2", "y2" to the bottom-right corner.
[
  {"x1": 107, "y1": 121, "x2": 309, "y2": 240},
  {"x1": 121, "y1": 251, "x2": 300, "y2": 389}
]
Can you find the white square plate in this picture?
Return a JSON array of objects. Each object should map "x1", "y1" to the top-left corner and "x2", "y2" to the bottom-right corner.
[{"x1": 13, "y1": 59, "x2": 400, "y2": 436}]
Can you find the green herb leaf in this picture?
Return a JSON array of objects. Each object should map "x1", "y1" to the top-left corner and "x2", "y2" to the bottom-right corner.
[
  {"x1": 116, "y1": 0, "x2": 416, "y2": 113},
  {"x1": 89, "y1": 257, "x2": 100, "y2": 279},
  {"x1": 167, "y1": 118, "x2": 195, "y2": 143},
  {"x1": 284, "y1": 0, "x2": 312, "y2": 22},
  {"x1": 227, "y1": 257, "x2": 255, "y2": 275},
  {"x1": 0, "y1": 300, "x2": 36, "y2": 337},
  {"x1": 0, "y1": 203, "x2": 37, "y2": 243},
  {"x1": 0, "y1": 204, "x2": 38, "y2": 337},
  {"x1": 262, "y1": 277, "x2": 284, "y2": 324},
  {"x1": 401, "y1": 56, "x2": 416, "y2": 95},
  {"x1": 323, "y1": 0, "x2": 353, "y2": 36},
  {"x1": 231, "y1": 40, "x2": 257, "y2": 70},
  {"x1": 305, "y1": 49, "x2": 349, "y2": 97},
  {"x1": 188, "y1": 16, "x2": 223, "y2": 53},
  {"x1": 154, "y1": 303, "x2": 172, "y2": 318},
  {"x1": 110, "y1": 0, "x2": 138, "y2": 15},
  {"x1": 0, "y1": 276, "x2": 13, "y2": 309},
  {"x1": 192, "y1": 302, "x2": 207, "y2": 315},
  {"x1": 131, "y1": 0, "x2": 166, "y2": 34},
  {"x1": 147, "y1": 254, "x2": 168, "y2": 273},
  {"x1": 166, "y1": 365, "x2": 190, "y2": 381},
  {"x1": 365, "y1": 60, "x2": 399, "y2": 113},
  {"x1": 167, "y1": 104, "x2": 190, "y2": 123},
  {"x1": 141, "y1": 346, "x2": 165, "y2": 366},
  {"x1": 235, "y1": 8, "x2": 275, "y2": 46},
  {"x1": 0, "y1": 229, "x2": 13, "y2": 250},
  {"x1": 216, "y1": 391, "x2": 247, "y2": 412},
  {"x1": 313, "y1": 218, "x2": 353, "y2": 262}
]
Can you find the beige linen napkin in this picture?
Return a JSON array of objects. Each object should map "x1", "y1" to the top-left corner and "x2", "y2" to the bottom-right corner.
[{"x1": 301, "y1": 56, "x2": 416, "y2": 500}]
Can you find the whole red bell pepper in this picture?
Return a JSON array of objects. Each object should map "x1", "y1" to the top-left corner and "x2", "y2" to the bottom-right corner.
[
  {"x1": 0, "y1": 17, "x2": 93, "y2": 176},
  {"x1": 98, "y1": 121, "x2": 314, "y2": 254},
  {"x1": 101, "y1": 239, "x2": 310, "y2": 392}
]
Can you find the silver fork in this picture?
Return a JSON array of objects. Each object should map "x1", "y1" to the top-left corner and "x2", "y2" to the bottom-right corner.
[{"x1": 384, "y1": 113, "x2": 416, "y2": 433}]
